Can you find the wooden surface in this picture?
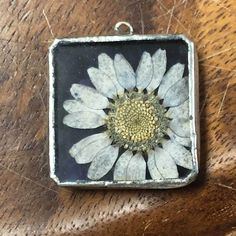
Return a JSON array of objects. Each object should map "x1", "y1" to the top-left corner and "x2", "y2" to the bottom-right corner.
[{"x1": 0, "y1": 0, "x2": 235, "y2": 235}]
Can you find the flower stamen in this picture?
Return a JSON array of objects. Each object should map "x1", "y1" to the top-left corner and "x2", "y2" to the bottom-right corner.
[{"x1": 106, "y1": 91, "x2": 168, "y2": 152}]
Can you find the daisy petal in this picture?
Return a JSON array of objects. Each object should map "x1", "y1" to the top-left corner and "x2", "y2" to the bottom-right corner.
[
  {"x1": 167, "y1": 128, "x2": 191, "y2": 147},
  {"x1": 147, "y1": 49, "x2": 167, "y2": 92},
  {"x1": 70, "y1": 84, "x2": 109, "y2": 109},
  {"x1": 136, "y1": 52, "x2": 153, "y2": 90},
  {"x1": 113, "y1": 150, "x2": 133, "y2": 181},
  {"x1": 166, "y1": 99, "x2": 189, "y2": 119},
  {"x1": 147, "y1": 150, "x2": 163, "y2": 180},
  {"x1": 126, "y1": 153, "x2": 146, "y2": 180},
  {"x1": 63, "y1": 99, "x2": 105, "y2": 116},
  {"x1": 170, "y1": 117, "x2": 190, "y2": 137},
  {"x1": 163, "y1": 77, "x2": 189, "y2": 107},
  {"x1": 158, "y1": 63, "x2": 185, "y2": 98},
  {"x1": 114, "y1": 54, "x2": 136, "y2": 90},
  {"x1": 154, "y1": 147, "x2": 179, "y2": 178},
  {"x1": 87, "y1": 145, "x2": 119, "y2": 180},
  {"x1": 63, "y1": 111, "x2": 106, "y2": 129},
  {"x1": 69, "y1": 133, "x2": 112, "y2": 164},
  {"x1": 162, "y1": 140, "x2": 193, "y2": 170},
  {"x1": 87, "y1": 67, "x2": 117, "y2": 99},
  {"x1": 166, "y1": 99, "x2": 190, "y2": 137},
  {"x1": 98, "y1": 53, "x2": 124, "y2": 95}
]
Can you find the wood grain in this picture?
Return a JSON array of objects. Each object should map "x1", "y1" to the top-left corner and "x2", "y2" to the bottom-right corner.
[{"x1": 0, "y1": 0, "x2": 235, "y2": 235}]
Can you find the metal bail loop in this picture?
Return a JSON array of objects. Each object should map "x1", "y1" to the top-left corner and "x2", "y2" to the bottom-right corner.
[{"x1": 114, "y1": 21, "x2": 134, "y2": 35}]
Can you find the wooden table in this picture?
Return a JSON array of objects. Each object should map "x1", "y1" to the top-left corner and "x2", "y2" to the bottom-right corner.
[{"x1": 0, "y1": 0, "x2": 235, "y2": 235}]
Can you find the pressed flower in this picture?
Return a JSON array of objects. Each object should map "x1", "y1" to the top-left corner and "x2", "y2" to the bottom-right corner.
[{"x1": 63, "y1": 50, "x2": 192, "y2": 181}]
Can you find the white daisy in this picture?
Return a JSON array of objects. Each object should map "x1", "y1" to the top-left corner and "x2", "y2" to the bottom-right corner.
[{"x1": 63, "y1": 50, "x2": 192, "y2": 181}]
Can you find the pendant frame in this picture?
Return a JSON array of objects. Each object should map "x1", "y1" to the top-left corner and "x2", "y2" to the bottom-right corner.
[{"x1": 49, "y1": 34, "x2": 199, "y2": 189}]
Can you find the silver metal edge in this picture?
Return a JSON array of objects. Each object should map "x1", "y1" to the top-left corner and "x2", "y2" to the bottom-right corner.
[
  {"x1": 48, "y1": 34, "x2": 199, "y2": 188},
  {"x1": 49, "y1": 39, "x2": 61, "y2": 184},
  {"x1": 179, "y1": 34, "x2": 199, "y2": 183}
]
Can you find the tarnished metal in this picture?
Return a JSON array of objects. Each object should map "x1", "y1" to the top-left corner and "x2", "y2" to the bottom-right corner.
[
  {"x1": 114, "y1": 21, "x2": 134, "y2": 35},
  {"x1": 49, "y1": 34, "x2": 199, "y2": 189}
]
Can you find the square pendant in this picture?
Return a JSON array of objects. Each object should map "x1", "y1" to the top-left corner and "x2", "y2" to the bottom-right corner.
[{"x1": 49, "y1": 34, "x2": 199, "y2": 189}]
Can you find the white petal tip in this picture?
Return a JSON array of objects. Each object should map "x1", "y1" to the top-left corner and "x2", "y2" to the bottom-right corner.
[
  {"x1": 70, "y1": 84, "x2": 79, "y2": 97},
  {"x1": 143, "y1": 51, "x2": 150, "y2": 56},
  {"x1": 114, "y1": 54, "x2": 123, "y2": 61},
  {"x1": 98, "y1": 53, "x2": 108, "y2": 58},
  {"x1": 87, "y1": 67, "x2": 92, "y2": 73}
]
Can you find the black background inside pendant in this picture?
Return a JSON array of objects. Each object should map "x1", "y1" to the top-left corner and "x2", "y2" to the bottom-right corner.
[{"x1": 53, "y1": 38, "x2": 190, "y2": 182}]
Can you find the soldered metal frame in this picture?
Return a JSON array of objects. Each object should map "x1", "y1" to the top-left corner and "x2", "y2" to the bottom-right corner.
[{"x1": 49, "y1": 34, "x2": 199, "y2": 189}]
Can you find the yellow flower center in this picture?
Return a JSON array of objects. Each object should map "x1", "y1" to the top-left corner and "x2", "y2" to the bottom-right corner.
[
  {"x1": 114, "y1": 100, "x2": 158, "y2": 143},
  {"x1": 106, "y1": 91, "x2": 169, "y2": 152}
]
